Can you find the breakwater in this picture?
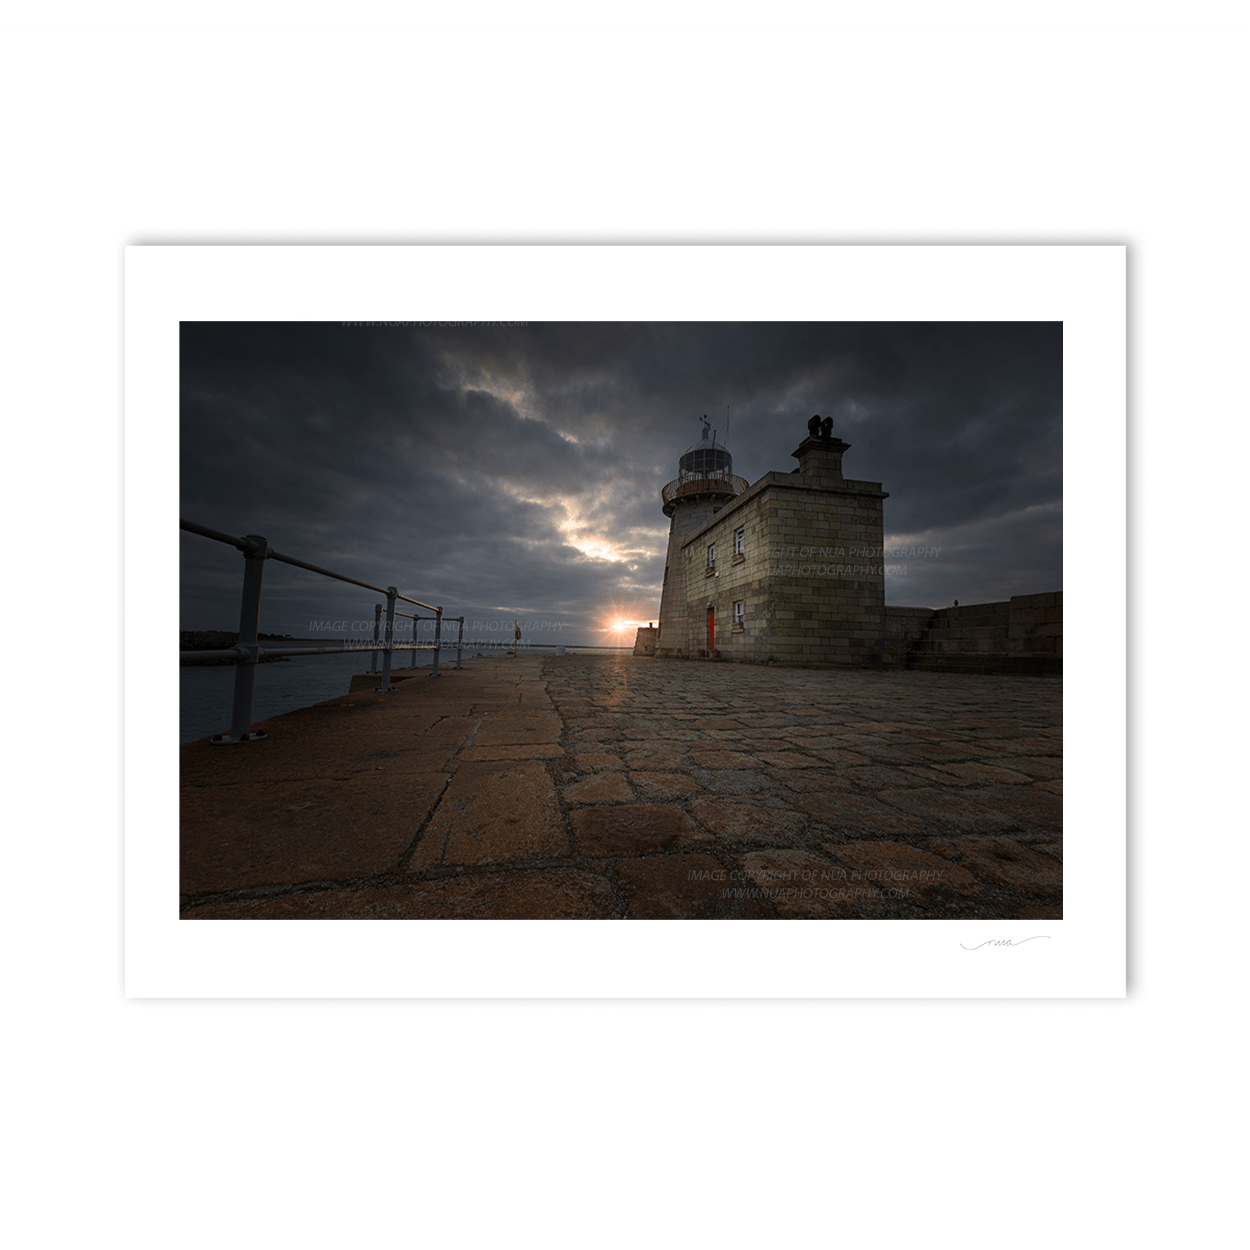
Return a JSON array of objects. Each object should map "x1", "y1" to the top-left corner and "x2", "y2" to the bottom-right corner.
[{"x1": 181, "y1": 653, "x2": 1062, "y2": 920}]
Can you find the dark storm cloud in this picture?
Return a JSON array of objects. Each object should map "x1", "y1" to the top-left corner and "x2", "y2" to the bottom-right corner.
[{"x1": 180, "y1": 321, "x2": 1060, "y2": 638}]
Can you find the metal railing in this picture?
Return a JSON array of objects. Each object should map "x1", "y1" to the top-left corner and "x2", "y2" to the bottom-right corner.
[
  {"x1": 661, "y1": 471, "x2": 748, "y2": 514},
  {"x1": 180, "y1": 519, "x2": 464, "y2": 744}
]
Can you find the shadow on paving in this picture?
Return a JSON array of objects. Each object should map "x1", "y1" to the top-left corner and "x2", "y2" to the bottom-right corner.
[{"x1": 180, "y1": 654, "x2": 1062, "y2": 919}]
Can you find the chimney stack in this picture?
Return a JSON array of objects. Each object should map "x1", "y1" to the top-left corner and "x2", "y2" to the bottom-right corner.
[{"x1": 792, "y1": 416, "x2": 850, "y2": 484}]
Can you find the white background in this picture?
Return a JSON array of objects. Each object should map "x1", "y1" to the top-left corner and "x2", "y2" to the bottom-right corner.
[{"x1": 6, "y1": 3, "x2": 1244, "y2": 1247}]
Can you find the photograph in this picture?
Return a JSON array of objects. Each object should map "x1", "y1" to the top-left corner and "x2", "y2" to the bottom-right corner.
[
  {"x1": 16, "y1": 10, "x2": 1238, "y2": 1245},
  {"x1": 179, "y1": 319, "x2": 1063, "y2": 921}
]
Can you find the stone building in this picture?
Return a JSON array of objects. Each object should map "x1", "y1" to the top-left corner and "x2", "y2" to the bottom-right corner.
[
  {"x1": 655, "y1": 416, "x2": 890, "y2": 665},
  {"x1": 649, "y1": 415, "x2": 1062, "y2": 672}
]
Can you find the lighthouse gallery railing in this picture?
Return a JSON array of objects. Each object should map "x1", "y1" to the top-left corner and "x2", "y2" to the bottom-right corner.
[{"x1": 660, "y1": 471, "x2": 748, "y2": 510}]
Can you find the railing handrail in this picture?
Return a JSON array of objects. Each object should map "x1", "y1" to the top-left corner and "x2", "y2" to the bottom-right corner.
[
  {"x1": 181, "y1": 517, "x2": 465, "y2": 743},
  {"x1": 661, "y1": 472, "x2": 749, "y2": 509},
  {"x1": 180, "y1": 518, "x2": 437, "y2": 610},
  {"x1": 180, "y1": 642, "x2": 450, "y2": 662}
]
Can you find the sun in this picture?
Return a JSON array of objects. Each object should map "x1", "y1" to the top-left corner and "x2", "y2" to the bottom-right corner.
[{"x1": 596, "y1": 603, "x2": 656, "y2": 643}]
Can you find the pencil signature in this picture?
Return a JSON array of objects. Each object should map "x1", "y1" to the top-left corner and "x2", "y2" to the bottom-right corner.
[{"x1": 960, "y1": 936, "x2": 1051, "y2": 950}]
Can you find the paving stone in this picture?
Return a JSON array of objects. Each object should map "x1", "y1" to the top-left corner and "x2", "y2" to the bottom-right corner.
[
  {"x1": 754, "y1": 750, "x2": 827, "y2": 769},
  {"x1": 903, "y1": 741, "x2": 1000, "y2": 762},
  {"x1": 932, "y1": 761, "x2": 1036, "y2": 786},
  {"x1": 852, "y1": 745, "x2": 940, "y2": 766},
  {"x1": 772, "y1": 772, "x2": 857, "y2": 795},
  {"x1": 965, "y1": 784, "x2": 1063, "y2": 830},
  {"x1": 570, "y1": 752, "x2": 626, "y2": 771},
  {"x1": 473, "y1": 715, "x2": 562, "y2": 745},
  {"x1": 182, "y1": 653, "x2": 1062, "y2": 919},
  {"x1": 1014, "y1": 904, "x2": 1063, "y2": 920},
  {"x1": 952, "y1": 835, "x2": 1063, "y2": 897},
  {"x1": 458, "y1": 742, "x2": 566, "y2": 762},
  {"x1": 181, "y1": 725, "x2": 453, "y2": 784},
  {"x1": 409, "y1": 760, "x2": 567, "y2": 869},
  {"x1": 402, "y1": 869, "x2": 618, "y2": 918},
  {"x1": 999, "y1": 756, "x2": 1064, "y2": 780},
  {"x1": 825, "y1": 733, "x2": 896, "y2": 750},
  {"x1": 563, "y1": 772, "x2": 635, "y2": 805},
  {"x1": 898, "y1": 764, "x2": 978, "y2": 786},
  {"x1": 787, "y1": 789, "x2": 928, "y2": 836},
  {"x1": 695, "y1": 769, "x2": 780, "y2": 797},
  {"x1": 183, "y1": 869, "x2": 620, "y2": 919},
  {"x1": 875, "y1": 787, "x2": 1017, "y2": 834},
  {"x1": 690, "y1": 748, "x2": 760, "y2": 769},
  {"x1": 630, "y1": 771, "x2": 704, "y2": 800},
  {"x1": 617, "y1": 854, "x2": 727, "y2": 918},
  {"x1": 921, "y1": 837, "x2": 962, "y2": 860},
  {"x1": 181, "y1": 773, "x2": 449, "y2": 895},
  {"x1": 822, "y1": 841, "x2": 988, "y2": 905},
  {"x1": 688, "y1": 797, "x2": 809, "y2": 844},
  {"x1": 421, "y1": 716, "x2": 486, "y2": 741},
  {"x1": 996, "y1": 736, "x2": 1062, "y2": 757},
  {"x1": 623, "y1": 748, "x2": 689, "y2": 770},
  {"x1": 837, "y1": 765, "x2": 928, "y2": 790},
  {"x1": 763, "y1": 748, "x2": 871, "y2": 769},
  {"x1": 737, "y1": 849, "x2": 889, "y2": 918},
  {"x1": 571, "y1": 805, "x2": 701, "y2": 857}
]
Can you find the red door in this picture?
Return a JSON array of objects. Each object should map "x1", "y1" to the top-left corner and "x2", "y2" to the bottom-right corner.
[{"x1": 707, "y1": 607, "x2": 715, "y2": 652}]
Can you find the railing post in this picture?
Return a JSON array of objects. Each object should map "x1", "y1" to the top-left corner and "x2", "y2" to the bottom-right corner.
[
  {"x1": 431, "y1": 608, "x2": 442, "y2": 677},
  {"x1": 455, "y1": 616, "x2": 464, "y2": 669},
  {"x1": 411, "y1": 613, "x2": 420, "y2": 668},
  {"x1": 214, "y1": 534, "x2": 269, "y2": 744},
  {"x1": 370, "y1": 603, "x2": 382, "y2": 674},
  {"x1": 378, "y1": 587, "x2": 397, "y2": 691}
]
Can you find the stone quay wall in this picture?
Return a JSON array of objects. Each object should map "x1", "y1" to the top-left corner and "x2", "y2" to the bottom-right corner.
[
  {"x1": 632, "y1": 626, "x2": 657, "y2": 656},
  {"x1": 886, "y1": 592, "x2": 1062, "y2": 674}
]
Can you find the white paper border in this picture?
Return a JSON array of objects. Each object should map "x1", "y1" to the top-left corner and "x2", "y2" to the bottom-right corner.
[{"x1": 126, "y1": 245, "x2": 1124, "y2": 997}]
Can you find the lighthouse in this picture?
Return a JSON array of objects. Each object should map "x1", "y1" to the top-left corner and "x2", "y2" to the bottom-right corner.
[
  {"x1": 656, "y1": 417, "x2": 748, "y2": 657},
  {"x1": 654, "y1": 414, "x2": 891, "y2": 665}
]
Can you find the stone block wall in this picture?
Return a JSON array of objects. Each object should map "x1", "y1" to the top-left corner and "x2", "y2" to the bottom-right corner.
[
  {"x1": 1005, "y1": 591, "x2": 1063, "y2": 660},
  {"x1": 657, "y1": 493, "x2": 730, "y2": 657},
  {"x1": 899, "y1": 592, "x2": 1062, "y2": 674},
  {"x1": 883, "y1": 606, "x2": 936, "y2": 664},
  {"x1": 632, "y1": 626, "x2": 657, "y2": 656},
  {"x1": 668, "y1": 470, "x2": 888, "y2": 666},
  {"x1": 672, "y1": 481, "x2": 773, "y2": 658},
  {"x1": 760, "y1": 477, "x2": 887, "y2": 666}
]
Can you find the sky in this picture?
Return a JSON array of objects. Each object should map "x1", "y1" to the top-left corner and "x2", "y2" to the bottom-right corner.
[{"x1": 180, "y1": 321, "x2": 1062, "y2": 645}]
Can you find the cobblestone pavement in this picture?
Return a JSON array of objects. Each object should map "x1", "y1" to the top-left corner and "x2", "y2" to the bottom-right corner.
[{"x1": 181, "y1": 653, "x2": 1061, "y2": 919}]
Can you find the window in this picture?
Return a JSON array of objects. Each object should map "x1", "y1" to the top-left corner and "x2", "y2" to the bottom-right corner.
[
  {"x1": 734, "y1": 527, "x2": 745, "y2": 556},
  {"x1": 708, "y1": 543, "x2": 716, "y2": 568},
  {"x1": 734, "y1": 600, "x2": 745, "y2": 628}
]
